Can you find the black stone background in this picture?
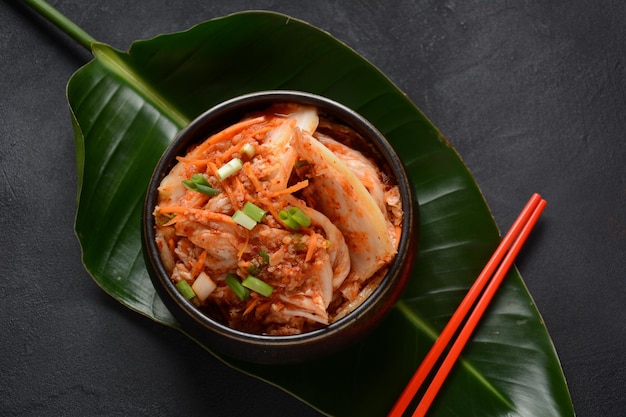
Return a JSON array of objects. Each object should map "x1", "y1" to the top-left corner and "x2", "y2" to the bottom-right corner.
[{"x1": 2, "y1": 1, "x2": 624, "y2": 416}]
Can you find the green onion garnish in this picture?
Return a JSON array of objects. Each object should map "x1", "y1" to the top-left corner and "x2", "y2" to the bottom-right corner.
[
  {"x1": 232, "y1": 202, "x2": 267, "y2": 230},
  {"x1": 278, "y1": 207, "x2": 312, "y2": 231},
  {"x1": 175, "y1": 280, "x2": 196, "y2": 300},
  {"x1": 278, "y1": 209, "x2": 300, "y2": 231},
  {"x1": 242, "y1": 201, "x2": 266, "y2": 222},
  {"x1": 246, "y1": 265, "x2": 261, "y2": 275},
  {"x1": 288, "y1": 207, "x2": 312, "y2": 228},
  {"x1": 195, "y1": 183, "x2": 220, "y2": 195},
  {"x1": 191, "y1": 173, "x2": 210, "y2": 185},
  {"x1": 258, "y1": 250, "x2": 270, "y2": 265},
  {"x1": 182, "y1": 173, "x2": 219, "y2": 196},
  {"x1": 242, "y1": 275, "x2": 274, "y2": 297},
  {"x1": 232, "y1": 210, "x2": 257, "y2": 230},
  {"x1": 217, "y1": 158, "x2": 243, "y2": 180},
  {"x1": 225, "y1": 273, "x2": 249, "y2": 301}
]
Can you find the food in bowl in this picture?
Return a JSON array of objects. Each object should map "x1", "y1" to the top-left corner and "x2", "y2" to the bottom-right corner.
[{"x1": 152, "y1": 101, "x2": 403, "y2": 336}]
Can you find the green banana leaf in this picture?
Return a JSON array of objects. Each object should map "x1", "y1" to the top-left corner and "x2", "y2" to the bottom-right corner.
[{"x1": 59, "y1": 9, "x2": 574, "y2": 417}]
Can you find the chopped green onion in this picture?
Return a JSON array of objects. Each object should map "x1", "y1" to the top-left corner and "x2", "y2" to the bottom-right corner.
[
  {"x1": 194, "y1": 183, "x2": 220, "y2": 196},
  {"x1": 278, "y1": 207, "x2": 312, "y2": 231},
  {"x1": 242, "y1": 201, "x2": 266, "y2": 222},
  {"x1": 190, "y1": 173, "x2": 210, "y2": 185},
  {"x1": 232, "y1": 210, "x2": 257, "y2": 230},
  {"x1": 225, "y1": 273, "x2": 249, "y2": 301},
  {"x1": 232, "y1": 202, "x2": 267, "y2": 230},
  {"x1": 217, "y1": 158, "x2": 243, "y2": 180},
  {"x1": 246, "y1": 264, "x2": 261, "y2": 275},
  {"x1": 240, "y1": 143, "x2": 256, "y2": 158},
  {"x1": 242, "y1": 275, "x2": 274, "y2": 297},
  {"x1": 182, "y1": 174, "x2": 219, "y2": 196},
  {"x1": 181, "y1": 179, "x2": 195, "y2": 189},
  {"x1": 258, "y1": 250, "x2": 270, "y2": 265},
  {"x1": 278, "y1": 209, "x2": 300, "y2": 231},
  {"x1": 175, "y1": 280, "x2": 196, "y2": 300},
  {"x1": 288, "y1": 207, "x2": 312, "y2": 228},
  {"x1": 294, "y1": 159, "x2": 310, "y2": 168}
]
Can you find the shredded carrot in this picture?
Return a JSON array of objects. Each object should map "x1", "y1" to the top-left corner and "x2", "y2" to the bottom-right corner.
[
  {"x1": 221, "y1": 179, "x2": 240, "y2": 210},
  {"x1": 181, "y1": 189, "x2": 210, "y2": 208},
  {"x1": 206, "y1": 160, "x2": 220, "y2": 179},
  {"x1": 191, "y1": 250, "x2": 207, "y2": 278},
  {"x1": 205, "y1": 115, "x2": 265, "y2": 146},
  {"x1": 162, "y1": 215, "x2": 179, "y2": 227},
  {"x1": 250, "y1": 123, "x2": 279, "y2": 139},
  {"x1": 265, "y1": 203, "x2": 285, "y2": 228},
  {"x1": 157, "y1": 206, "x2": 191, "y2": 215},
  {"x1": 219, "y1": 139, "x2": 250, "y2": 163},
  {"x1": 158, "y1": 206, "x2": 236, "y2": 224},
  {"x1": 189, "y1": 116, "x2": 266, "y2": 157},
  {"x1": 243, "y1": 115, "x2": 284, "y2": 140},
  {"x1": 305, "y1": 229, "x2": 317, "y2": 262},
  {"x1": 243, "y1": 297, "x2": 261, "y2": 316},
  {"x1": 243, "y1": 162, "x2": 264, "y2": 195},
  {"x1": 255, "y1": 300, "x2": 272, "y2": 314},
  {"x1": 267, "y1": 179, "x2": 309, "y2": 197},
  {"x1": 241, "y1": 163, "x2": 290, "y2": 225},
  {"x1": 237, "y1": 229, "x2": 249, "y2": 260},
  {"x1": 234, "y1": 176, "x2": 247, "y2": 205},
  {"x1": 176, "y1": 156, "x2": 209, "y2": 167}
]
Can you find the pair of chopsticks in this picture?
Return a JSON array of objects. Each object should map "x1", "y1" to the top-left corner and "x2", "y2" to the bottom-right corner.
[{"x1": 388, "y1": 193, "x2": 547, "y2": 417}]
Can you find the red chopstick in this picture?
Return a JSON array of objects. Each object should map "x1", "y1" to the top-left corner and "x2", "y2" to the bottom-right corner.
[{"x1": 388, "y1": 193, "x2": 547, "y2": 417}]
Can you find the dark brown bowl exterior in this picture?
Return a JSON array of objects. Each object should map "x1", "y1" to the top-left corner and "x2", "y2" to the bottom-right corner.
[{"x1": 142, "y1": 91, "x2": 418, "y2": 364}]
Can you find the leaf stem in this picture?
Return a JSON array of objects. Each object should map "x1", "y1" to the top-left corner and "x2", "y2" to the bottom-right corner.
[{"x1": 23, "y1": 0, "x2": 97, "y2": 52}]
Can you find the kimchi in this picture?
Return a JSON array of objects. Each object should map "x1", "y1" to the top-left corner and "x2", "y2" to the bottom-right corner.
[{"x1": 153, "y1": 103, "x2": 402, "y2": 335}]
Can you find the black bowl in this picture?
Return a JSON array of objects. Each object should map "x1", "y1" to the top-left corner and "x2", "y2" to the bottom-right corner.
[{"x1": 142, "y1": 90, "x2": 418, "y2": 364}]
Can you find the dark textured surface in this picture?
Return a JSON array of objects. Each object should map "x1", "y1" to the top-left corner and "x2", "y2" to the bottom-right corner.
[{"x1": 1, "y1": 1, "x2": 624, "y2": 416}]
